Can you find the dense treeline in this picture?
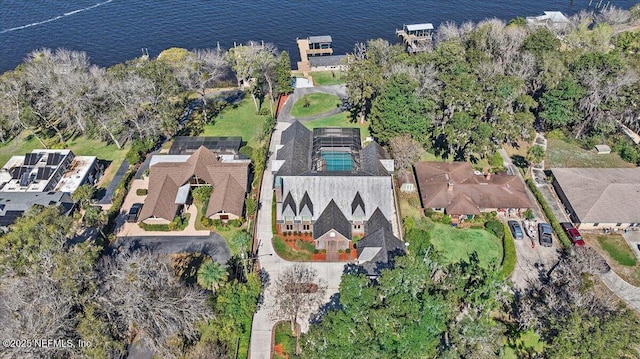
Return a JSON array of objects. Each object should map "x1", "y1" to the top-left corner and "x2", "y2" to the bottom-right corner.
[
  {"x1": 0, "y1": 206, "x2": 262, "y2": 358},
  {"x1": 0, "y1": 44, "x2": 292, "y2": 150},
  {"x1": 302, "y1": 218, "x2": 640, "y2": 358},
  {"x1": 345, "y1": 6, "x2": 640, "y2": 161}
]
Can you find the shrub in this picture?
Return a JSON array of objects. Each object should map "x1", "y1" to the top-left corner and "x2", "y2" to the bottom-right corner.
[
  {"x1": 489, "y1": 151, "x2": 504, "y2": 168},
  {"x1": 136, "y1": 188, "x2": 148, "y2": 196},
  {"x1": 212, "y1": 219, "x2": 223, "y2": 228},
  {"x1": 283, "y1": 231, "x2": 288, "y2": 237},
  {"x1": 295, "y1": 239, "x2": 303, "y2": 248},
  {"x1": 485, "y1": 220, "x2": 505, "y2": 239},
  {"x1": 442, "y1": 215, "x2": 452, "y2": 225},
  {"x1": 545, "y1": 129, "x2": 567, "y2": 140},
  {"x1": 302, "y1": 242, "x2": 316, "y2": 253},
  {"x1": 201, "y1": 217, "x2": 213, "y2": 227},
  {"x1": 228, "y1": 219, "x2": 242, "y2": 228},
  {"x1": 345, "y1": 248, "x2": 351, "y2": 254},
  {"x1": 192, "y1": 186, "x2": 213, "y2": 205},
  {"x1": 500, "y1": 223, "x2": 517, "y2": 279},
  {"x1": 294, "y1": 231, "x2": 301, "y2": 236},
  {"x1": 126, "y1": 137, "x2": 156, "y2": 164},
  {"x1": 245, "y1": 197, "x2": 258, "y2": 217},
  {"x1": 526, "y1": 179, "x2": 571, "y2": 248},
  {"x1": 271, "y1": 191, "x2": 277, "y2": 234}
]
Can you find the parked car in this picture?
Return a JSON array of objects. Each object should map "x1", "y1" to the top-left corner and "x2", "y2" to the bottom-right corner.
[
  {"x1": 126, "y1": 203, "x2": 143, "y2": 222},
  {"x1": 508, "y1": 220, "x2": 524, "y2": 239},
  {"x1": 560, "y1": 222, "x2": 585, "y2": 246},
  {"x1": 538, "y1": 222, "x2": 553, "y2": 247}
]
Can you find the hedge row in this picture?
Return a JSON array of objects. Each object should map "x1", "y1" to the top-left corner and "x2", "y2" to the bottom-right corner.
[
  {"x1": 500, "y1": 223, "x2": 517, "y2": 279},
  {"x1": 105, "y1": 166, "x2": 136, "y2": 235},
  {"x1": 271, "y1": 191, "x2": 277, "y2": 234},
  {"x1": 525, "y1": 179, "x2": 571, "y2": 248}
]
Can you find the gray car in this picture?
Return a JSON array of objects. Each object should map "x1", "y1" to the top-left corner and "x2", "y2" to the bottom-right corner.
[
  {"x1": 508, "y1": 220, "x2": 524, "y2": 239},
  {"x1": 538, "y1": 222, "x2": 553, "y2": 247}
]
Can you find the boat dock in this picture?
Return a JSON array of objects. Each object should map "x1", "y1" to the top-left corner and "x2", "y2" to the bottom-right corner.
[{"x1": 396, "y1": 23, "x2": 434, "y2": 53}]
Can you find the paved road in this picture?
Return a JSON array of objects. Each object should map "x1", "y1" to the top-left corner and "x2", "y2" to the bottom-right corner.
[
  {"x1": 98, "y1": 159, "x2": 130, "y2": 205},
  {"x1": 600, "y1": 270, "x2": 640, "y2": 312},
  {"x1": 113, "y1": 233, "x2": 231, "y2": 264},
  {"x1": 249, "y1": 120, "x2": 347, "y2": 359}
]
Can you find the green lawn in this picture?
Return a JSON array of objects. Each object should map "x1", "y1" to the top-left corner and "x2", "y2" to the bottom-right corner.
[
  {"x1": 311, "y1": 70, "x2": 346, "y2": 86},
  {"x1": 546, "y1": 138, "x2": 634, "y2": 168},
  {"x1": 504, "y1": 329, "x2": 546, "y2": 358},
  {"x1": 429, "y1": 222, "x2": 503, "y2": 267},
  {"x1": 303, "y1": 112, "x2": 371, "y2": 140},
  {"x1": 597, "y1": 235, "x2": 637, "y2": 267},
  {"x1": 290, "y1": 93, "x2": 341, "y2": 118},
  {"x1": 272, "y1": 236, "x2": 312, "y2": 261},
  {"x1": 201, "y1": 99, "x2": 268, "y2": 148},
  {"x1": 0, "y1": 134, "x2": 41, "y2": 166}
]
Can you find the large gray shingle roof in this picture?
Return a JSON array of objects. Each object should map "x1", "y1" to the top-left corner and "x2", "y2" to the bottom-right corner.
[
  {"x1": 551, "y1": 167, "x2": 640, "y2": 224},
  {"x1": 313, "y1": 199, "x2": 351, "y2": 240}
]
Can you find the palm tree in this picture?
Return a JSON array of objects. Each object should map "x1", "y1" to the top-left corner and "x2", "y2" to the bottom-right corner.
[{"x1": 197, "y1": 259, "x2": 227, "y2": 292}]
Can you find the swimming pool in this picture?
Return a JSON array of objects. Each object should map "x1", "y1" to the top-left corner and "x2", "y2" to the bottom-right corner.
[{"x1": 321, "y1": 152, "x2": 353, "y2": 171}]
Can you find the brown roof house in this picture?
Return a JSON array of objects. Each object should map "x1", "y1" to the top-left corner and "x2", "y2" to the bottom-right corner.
[
  {"x1": 414, "y1": 162, "x2": 532, "y2": 221},
  {"x1": 551, "y1": 167, "x2": 640, "y2": 230},
  {"x1": 139, "y1": 146, "x2": 249, "y2": 224}
]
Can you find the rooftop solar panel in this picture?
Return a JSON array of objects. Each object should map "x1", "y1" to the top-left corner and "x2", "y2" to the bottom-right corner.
[
  {"x1": 11, "y1": 166, "x2": 31, "y2": 180},
  {"x1": 24, "y1": 153, "x2": 42, "y2": 166},
  {"x1": 46, "y1": 153, "x2": 64, "y2": 166},
  {"x1": 169, "y1": 136, "x2": 242, "y2": 155}
]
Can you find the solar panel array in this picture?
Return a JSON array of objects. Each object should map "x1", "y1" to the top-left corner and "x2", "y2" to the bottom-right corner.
[
  {"x1": 169, "y1": 136, "x2": 242, "y2": 155},
  {"x1": 24, "y1": 153, "x2": 42, "y2": 165},
  {"x1": 46, "y1": 153, "x2": 64, "y2": 166}
]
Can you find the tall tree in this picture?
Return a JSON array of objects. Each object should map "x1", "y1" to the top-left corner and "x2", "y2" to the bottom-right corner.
[
  {"x1": 270, "y1": 264, "x2": 327, "y2": 355},
  {"x1": 275, "y1": 51, "x2": 293, "y2": 96},
  {"x1": 197, "y1": 259, "x2": 227, "y2": 292},
  {"x1": 178, "y1": 49, "x2": 227, "y2": 121}
]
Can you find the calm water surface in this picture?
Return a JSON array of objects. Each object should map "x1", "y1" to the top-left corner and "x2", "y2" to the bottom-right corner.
[{"x1": 1, "y1": 0, "x2": 638, "y2": 73}]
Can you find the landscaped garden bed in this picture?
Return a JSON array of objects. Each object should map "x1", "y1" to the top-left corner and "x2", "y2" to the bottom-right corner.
[
  {"x1": 272, "y1": 234, "x2": 357, "y2": 262},
  {"x1": 273, "y1": 321, "x2": 298, "y2": 359}
]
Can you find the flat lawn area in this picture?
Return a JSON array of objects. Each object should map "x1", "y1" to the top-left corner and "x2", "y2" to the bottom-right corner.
[
  {"x1": 290, "y1": 93, "x2": 341, "y2": 118},
  {"x1": 311, "y1": 70, "x2": 346, "y2": 85},
  {"x1": 545, "y1": 138, "x2": 634, "y2": 168},
  {"x1": 596, "y1": 234, "x2": 637, "y2": 267},
  {"x1": 429, "y1": 222, "x2": 502, "y2": 268},
  {"x1": 201, "y1": 99, "x2": 267, "y2": 148},
  {"x1": 272, "y1": 236, "x2": 312, "y2": 261},
  {"x1": 0, "y1": 134, "x2": 41, "y2": 166},
  {"x1": 303, "y1": 112, "x2": 371, "y2": 140},
  {"x1": 587, "y1": 232, "x2": 640, "y2": 286}
]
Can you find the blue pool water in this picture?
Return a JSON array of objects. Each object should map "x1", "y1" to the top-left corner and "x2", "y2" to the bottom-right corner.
[{"x1": 322, "y1": 152, "x2": 354, "y2": 171}]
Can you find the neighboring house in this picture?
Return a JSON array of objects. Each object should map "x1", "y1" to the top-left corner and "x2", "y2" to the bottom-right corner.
[
  {"x1": 139, "y1": 146, "x2": 249, "y2": 224},
  {"x1": 355, "y1": 208, "x2": 406, "y2": 277},
  {"x1": 272, "y1": 121, "x2": 396, "y2": 250},
  {"x1": 0, "y1": 149, "x2": 98, "y2": 193},
  {"x1": 414, "y1": 162, "x2": 532, "y2": 222},
  {"x1": 0, "y1": 191, "x2": 74, "y2": 230},
  {"x1": 296, "y1": 35, "x2": 345, "y2": 73},
  {"x1": 551, "y1": 167, "x2": 640, "y2": 230}
]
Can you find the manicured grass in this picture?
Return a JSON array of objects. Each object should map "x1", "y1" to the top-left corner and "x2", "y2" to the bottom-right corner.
[
  {"x1": 272, "y1": 236, "x2": 312, "y2": 261},
  {"x1": 303, "y1": 112, "x2": 371, "y2": 140},
  {"x1": 201, "y1": 99, "x2": 268, "y2": 148},
  {"x1": 311, "y1": 70, "x2": 346, "y2": 85},
  {"x1": 597, "y1": 234, "x2": 637, "y2": 267},
  {"x1": 0, "y1": 134, "x2": 41, "y2": 166},
  {"x1": 429, "y1": 222, "x2": 502, "y2": 268},
  {"x1": 290, "y1": 93, "x2": 341, "y2": 118},
  {"x1": 546, "y1": 138, "x2": 634, "y2": 168}
]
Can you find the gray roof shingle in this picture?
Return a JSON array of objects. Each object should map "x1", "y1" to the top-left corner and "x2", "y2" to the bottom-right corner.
[{"x1": 313, "y1": 199, "x2": 351, "y2": 240}]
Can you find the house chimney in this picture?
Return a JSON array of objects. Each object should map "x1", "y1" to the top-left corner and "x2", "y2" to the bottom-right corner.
[
  {"x1": 447, "y1": 181, "x2": 454, "y2": 192},
  {"x1": 485, "y1": 173, "x2": 492, "y2": 180}
]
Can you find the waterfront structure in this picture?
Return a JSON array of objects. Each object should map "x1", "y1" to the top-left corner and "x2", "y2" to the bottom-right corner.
[
  {"x1": 139, "y1": 146, "x2": 250, "y2": 224},
  {"x1": 414, "y1": 162, "x2": 532, "y2": 223},
  {"x1": 272, "y1": 121, "x2": 396, "y2": 251},
  {"x1": 526, "y1": 11, "x2": 570, "y2": 29},
  {"x1": 551, "y1": 167, "x2": 640, "y2": 230},
  {"x1": 0, "y1": 149, "x2": 98, "y2": 193},
  {"x1": 396, "y1": 23, "x2": 434, "y2": 53},
  {"x1": 296, "y1": 35, "x2": 345, "y2": 73}
]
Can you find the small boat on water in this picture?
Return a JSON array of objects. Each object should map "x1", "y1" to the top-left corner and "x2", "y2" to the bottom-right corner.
[{"x1": 523, "y1": 220, "x2": 537, "y2": 239}]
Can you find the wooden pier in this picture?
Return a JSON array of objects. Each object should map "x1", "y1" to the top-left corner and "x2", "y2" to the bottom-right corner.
[{"x1": 396, "y1": 23, "x2": 434, "y2": 53}]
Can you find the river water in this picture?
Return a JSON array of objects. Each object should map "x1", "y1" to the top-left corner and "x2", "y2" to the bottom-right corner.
[{"x1": 1, "y1": 0, "x2": 637, "y2": 73}]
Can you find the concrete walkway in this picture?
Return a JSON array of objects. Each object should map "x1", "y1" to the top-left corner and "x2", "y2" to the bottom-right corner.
[
  {"x1": 249, "y1": 120, "x2": 347, "y2": 358},
  {"x1": 600, "y1": 270, "x2": 640, "y2": 312}
]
